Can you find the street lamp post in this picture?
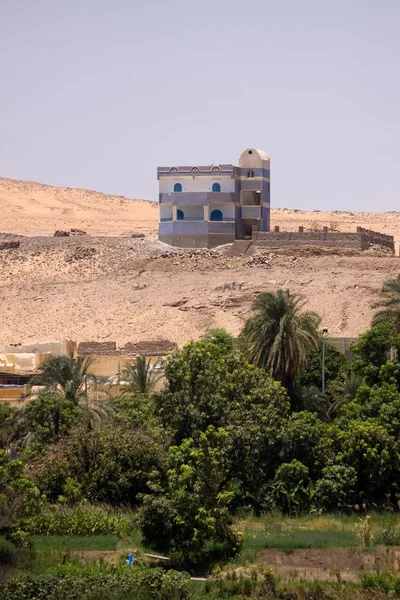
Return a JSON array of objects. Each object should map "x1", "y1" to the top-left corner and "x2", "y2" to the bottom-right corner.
[{"x1": 322, "y1": 327, "x2": 328, "y2": 393}]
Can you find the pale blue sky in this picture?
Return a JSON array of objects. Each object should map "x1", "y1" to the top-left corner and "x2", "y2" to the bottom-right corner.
[{"x1": 1, "y1": 0, "x2": 399, "y2": 211}]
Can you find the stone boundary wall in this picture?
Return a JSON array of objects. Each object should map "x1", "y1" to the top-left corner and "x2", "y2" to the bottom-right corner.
[
  {"x1": 356, "y1": 227, "x2": 394, "y2": 251},
  {"x1": 252, "y1": 227, "x2": 394, "y2": 252}
]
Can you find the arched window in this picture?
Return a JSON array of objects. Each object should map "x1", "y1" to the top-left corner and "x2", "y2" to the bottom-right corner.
[
  {"x1": 174, "y1": 183, "x2": 182, "y2": 192},
  {"x1": 210, "y1": 209, "x2": 223, "y2": 221},
  {"x1": 247, "y1": 170, "x2": 254, "y2": 178},
  {"x1": 212, "y1": 183, "x2": 221, "y2": 192},
  {"x1": 177, "y1": 209, "x2": 184, "y2": 220}
]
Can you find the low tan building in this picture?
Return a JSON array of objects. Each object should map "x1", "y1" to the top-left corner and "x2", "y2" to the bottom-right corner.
[
  {"x1": 0, "y1": 339, "x2": 75, "y2": 402},
  {"x1": 76, "y1": 340, "x2": 178, "y2": 379}
]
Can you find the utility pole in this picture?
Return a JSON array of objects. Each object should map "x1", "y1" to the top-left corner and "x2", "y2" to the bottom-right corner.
[{"x1": 322, "y1": 327, "x2": 328, "y2": 393}]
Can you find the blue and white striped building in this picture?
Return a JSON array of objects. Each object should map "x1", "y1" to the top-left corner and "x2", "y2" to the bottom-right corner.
[{"x1": 157, "y1": 148, "x2": 270, "y2": 248}]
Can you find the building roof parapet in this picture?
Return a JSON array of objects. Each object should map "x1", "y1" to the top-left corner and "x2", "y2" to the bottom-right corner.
[{"x1": 157, "y1": 164, "x2": 235, "y2": 179}]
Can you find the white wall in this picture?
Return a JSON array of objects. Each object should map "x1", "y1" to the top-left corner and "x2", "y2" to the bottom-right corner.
[
  {"x1": 178, "y1": 205, "x2": 204, "y2": 219},
  {"x1": 160, "y1": 204, "x2": 172, "y2": 219},
  {"x1": 159, "y1": 175, "x2": 235, "y2": 193}
]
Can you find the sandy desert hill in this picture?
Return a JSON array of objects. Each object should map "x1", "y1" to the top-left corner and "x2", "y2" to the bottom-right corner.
[
  {"x1": 0, "y1": 175, "x2": 399, "y2": 350},
  {"x1": 1, "y1": 175, "x2": 400, "y2": 237},
  {"x1": 0, "y1": 176, "x2": 158, "y2": 237}
]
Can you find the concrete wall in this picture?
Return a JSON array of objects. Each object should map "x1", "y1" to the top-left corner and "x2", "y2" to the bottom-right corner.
[
  {"x1": 159, "y1": 234, "x2": 210, "y2": 248},
  {"x1": 253, "y1": 229, "x2": 394, "y2": 251},
  {"x1": 159, "y1": 232, "x2": 234, "y2": 248},
  {"x1": 159, "y1": 221, "x2": 208, "y2": 236},
  {"x1": 253, "y1": 231, "x2": 363, "y2": 248}
]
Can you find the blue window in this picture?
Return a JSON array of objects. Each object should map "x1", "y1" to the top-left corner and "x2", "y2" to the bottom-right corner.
[
  {"x1": 174, "y1": 183, "x2": 182, "y2": 192},
  {"x1": 212, "y1": 182, "x2": 221, "y2": 192},
  {"x1": 177, "y1": 209, "x2": 184, "y2": 220},
  {"x1": 210, "y1": 209, "x2": 223, "y2": 221}
]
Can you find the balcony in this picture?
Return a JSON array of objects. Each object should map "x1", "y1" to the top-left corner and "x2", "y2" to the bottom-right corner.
[
  {"x1": 241, "y1": 206, "x2": 261, "y2": 219},
  {"x1": 159, "y1": 192, "x2": 235, "y2": 205}
]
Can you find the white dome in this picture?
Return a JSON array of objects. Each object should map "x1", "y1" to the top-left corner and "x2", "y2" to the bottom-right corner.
[{"x1": 238, "y1": 148, "x2": 270, "y2": 168}]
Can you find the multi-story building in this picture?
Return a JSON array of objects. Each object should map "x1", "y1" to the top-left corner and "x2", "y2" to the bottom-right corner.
[{"x1": 157, "y1": 148, "x2": 270, "y2": 248}]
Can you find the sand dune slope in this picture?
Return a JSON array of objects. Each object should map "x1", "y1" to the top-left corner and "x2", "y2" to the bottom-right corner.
[
  {"x1": 0, "y1": 177, "x2": 158, "y2": 236},
  {"x1": 1, "y1": 175, "x2": 400, "y2": 238}
]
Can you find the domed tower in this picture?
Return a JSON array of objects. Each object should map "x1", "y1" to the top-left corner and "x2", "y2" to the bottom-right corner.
[{"x1": 236, "y1": 148, "x2": 270, "y2": 237}]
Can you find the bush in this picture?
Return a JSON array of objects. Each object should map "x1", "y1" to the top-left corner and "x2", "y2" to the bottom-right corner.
[
  {"x1": 376, "y1": 525, "x2": 400, "y2": 546},
  {"x1": 20, "y1": 503, "x2": 133, "y2": 538},
  {"x1": 0, "y1": 565, "x2": 190, "y2": 600},
  {"x1": 0, "y1": 537, "x2": 18, "y2": 566}
]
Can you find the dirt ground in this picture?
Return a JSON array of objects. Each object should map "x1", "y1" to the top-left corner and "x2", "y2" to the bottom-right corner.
[
  {"x1": 69, "y1": 547, "x2": 400, "y2": 581},
  {"x1": 0, "y1": 175, "x2": 399, "y2": 349},
  {"x1": 258, "y1": 547, "x2": 400, "y2": 581},
  {"x1": 0, "y1": 233, "x2": 398, "y2": 349}
]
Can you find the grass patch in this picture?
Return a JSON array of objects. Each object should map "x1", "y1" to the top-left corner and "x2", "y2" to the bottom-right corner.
[
  {"x1": 264, "y1": 529, "x2": 357, "y2": 549},
  {"x1": 33, "y1": 535, "x2": 119, "y2": 552},
  {"x1": 234, "y1": 512, "x2": 400, "y2": 561}
]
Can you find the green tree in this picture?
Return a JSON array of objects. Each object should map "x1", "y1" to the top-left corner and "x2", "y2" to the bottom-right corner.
[
  {"x1": 0, "y1": 449, "x2": 41, "y2": 542},
  {"x1": 351, "y1": 323, "x2": 398, "y2": 371},
  {"x1": 372, "y1": 275, "x2": 400, "y2": 331},
  {"x1": 155, "y1": 340, "x2": 290, "y2": 443},
  {"x1": 314, "y1": 464, "x2": 357, "y2": 510},
  {"x1": 121, "y1": 356, "x2": 163, "y2": 396},
  {"x1": 138, "y1": 426, "x2": 240, "y2": 562},
  {"x1": 11, "y1": 391, "x2": 81, "y2": 449},
  {"x1": 32, "y1": 425, "x2": 165, "y2": 505},
  {"x1": 293, "y1": 385, "x2": 330, "y2": 421},
  {"x1": 201, "y1": 328, "x2": 236, "y2": 353},
  {"x1": 154, "y1": 340, "x2": 290, "y2": 508},
  {"x1": 280, "y1": 412, "x2": 335, "y2": 480},
  {"x1": 328, "y1": 369, "x2": 365, "y2": 418},
  {"x1": 338, "y1": 425, "x2": 400, "y2": 507},
  {"x1": 33, "y1": 355, "x2": 94, "y2": 405},
  {"x1": 299, "y1": 339, "x2": 346, "y2": 389},
  {"x1": 267, "y1": 460, "x2": 311, "y2": 515},
  {"x1": 242, "y1": 289, "x2": 321, "y2": 405}
]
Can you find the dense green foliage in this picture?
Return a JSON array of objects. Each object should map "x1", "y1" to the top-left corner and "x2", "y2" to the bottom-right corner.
[
  {"x1": 0, "y1": 565, "x2": 190, "y2": 600},
  {"x1": 20, "y1": 503, "x2": 133, "y2": 537},
  {"x1": 3, "y1": 284, "x2": 400, "y2": 582}
]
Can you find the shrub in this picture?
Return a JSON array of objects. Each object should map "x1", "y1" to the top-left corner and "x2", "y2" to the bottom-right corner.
[
  {"x1": 356, "y1": 515, "x2": 374, "y2": 550},
  {"x1": 376, "y1": 525, "x2": 400, "y2": 546},
  {"x1": 0, "y1": 565, "x2": 190, "y2": 600},
  {"x1": 20, "y1": 503, "x2": 133, "y2": 538},
  {"x1": 0, "y1": 537, "x2": 18, "y2": 566}
]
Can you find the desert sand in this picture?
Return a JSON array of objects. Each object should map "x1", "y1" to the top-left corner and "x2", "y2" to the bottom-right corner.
[
  {"x1": 1, "y1": 175, "x2": 400, "y2": 238},
  {"x1": 0, "y1": 175, "x2": 399, "y2": 350}
]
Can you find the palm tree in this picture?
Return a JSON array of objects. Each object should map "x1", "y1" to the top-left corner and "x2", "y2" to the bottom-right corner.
[
  {"x1": 372, "y1": 276, "x2": 400, "y2": 331},
  {"x1": 32, "y1": 355, "x2": 94, "y2": 405},
  {"x1": 328, "y1": 370, "x2": 365, "y2": 418},
  {"x1": 294, "y1": 385, "x2": 330, "y2": 421},
  {"x1": 120, "y1": 356, "x2": 163, "y2": 396},
  {"x1": 13, "y1": 356, "x2": 113, "y2": 449},
  {"x1": 242, "y1": 290, "x2": 321, "y2": 405}
]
